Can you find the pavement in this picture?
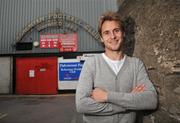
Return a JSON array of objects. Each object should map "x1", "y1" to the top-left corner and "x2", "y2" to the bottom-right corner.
[{"x1": 0, "y1": 94, "x2": 83, "y2": 123}]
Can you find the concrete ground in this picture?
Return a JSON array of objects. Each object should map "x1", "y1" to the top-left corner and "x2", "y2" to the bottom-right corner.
[{"x1": 0, "y1": 94, "x2": 83, "y2": 123}]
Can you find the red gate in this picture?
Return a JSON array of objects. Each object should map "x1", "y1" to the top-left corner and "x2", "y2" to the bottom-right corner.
[{"x1": 16, "y1": 57, "x2": 58, "y2": 94}]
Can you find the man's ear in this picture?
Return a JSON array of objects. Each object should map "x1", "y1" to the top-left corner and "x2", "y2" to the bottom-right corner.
[
  {"x1": 123, "y1": 32, "x2": 125, "y2": 37},
  {"x1": 100, "y1": 37, "x2": 104, "y2": 43}
]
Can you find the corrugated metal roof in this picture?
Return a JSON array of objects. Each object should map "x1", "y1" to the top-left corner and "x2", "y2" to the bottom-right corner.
[{"x1": 0, "y1": 0, "x2": 118, "y2": 54}]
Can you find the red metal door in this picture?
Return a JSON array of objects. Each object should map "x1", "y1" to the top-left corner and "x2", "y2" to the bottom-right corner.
[{"x1": 16, "y1": 57, "x2": 58, "y2": 94}]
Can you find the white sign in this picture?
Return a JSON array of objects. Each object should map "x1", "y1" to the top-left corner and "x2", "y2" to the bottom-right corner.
[{"x1": 29, "y1": 70, "x2": 35, "y2": 77}]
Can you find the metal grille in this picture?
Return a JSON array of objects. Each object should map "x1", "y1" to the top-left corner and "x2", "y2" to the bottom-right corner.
[{"x1": 0, "y1": 0, "x2": 117, "y2": 54}]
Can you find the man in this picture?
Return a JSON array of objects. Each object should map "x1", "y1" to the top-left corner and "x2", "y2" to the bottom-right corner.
[{"x1": 76, "y1": 11, "x2": 157, "y2": 123}]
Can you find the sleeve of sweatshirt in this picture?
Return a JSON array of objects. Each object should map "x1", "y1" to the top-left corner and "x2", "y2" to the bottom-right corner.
[
  {"x1": 107, "y1": 59, "x2": 158, "y2": 110},
  {"x1": 76, "y1": 57, "x2": 126, "y2": 115}
]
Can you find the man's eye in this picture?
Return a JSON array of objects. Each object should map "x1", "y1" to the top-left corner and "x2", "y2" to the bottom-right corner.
[
  {"x1": 103, "y1": 31, "x2": 110, "y2": 35},
  {"x1": 114, "y1": 28, "x2": 121, "y2": 33}
]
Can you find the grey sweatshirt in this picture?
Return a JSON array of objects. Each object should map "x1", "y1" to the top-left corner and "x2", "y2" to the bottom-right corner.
[{"x1": 76, "y1": 54, "x2": 157, "y2": 123}]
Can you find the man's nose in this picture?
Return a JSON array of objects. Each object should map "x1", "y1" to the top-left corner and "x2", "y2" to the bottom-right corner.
[{"x1": 109, "y1": 31, "x2": 116, "y2": 39}]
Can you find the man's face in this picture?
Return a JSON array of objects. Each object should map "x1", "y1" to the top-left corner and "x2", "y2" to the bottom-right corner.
[{"x1": 101, "y1": 20, "x2": 124, "y2": 52}]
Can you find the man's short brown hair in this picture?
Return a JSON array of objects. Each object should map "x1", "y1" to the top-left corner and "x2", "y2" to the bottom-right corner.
[{"x1": 98, "y1": 11, "x2": 124, "y2": 37}]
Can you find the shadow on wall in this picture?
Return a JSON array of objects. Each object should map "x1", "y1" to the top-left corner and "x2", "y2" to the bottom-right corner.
[
  {"x1": 123, "y1": 16, "x2": 136, "y2": 56},
  {"x1": 122, "y1": 16, "x2": 158, "y2": 123}
]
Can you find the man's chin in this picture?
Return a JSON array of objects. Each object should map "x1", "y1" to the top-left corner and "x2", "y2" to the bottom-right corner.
[
  {"x1": 107, "y1": 47, "x2": 121, "y2": 51},
  {"x1": 112, "y1": 45, "x2": 122, "y2": 50},
  {"x1": 105, "y1": 44, "x2": 122, "y2": 51}
]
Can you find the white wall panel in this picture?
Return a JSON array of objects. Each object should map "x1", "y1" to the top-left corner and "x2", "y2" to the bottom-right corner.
[{"x1": 0, "y1": 57, "x2": 12, "y2": 93}]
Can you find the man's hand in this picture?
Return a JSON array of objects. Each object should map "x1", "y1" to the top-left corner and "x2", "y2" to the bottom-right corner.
[
  {"x1": 91, "y1": 88, "x2": 108, "y2": 102},
  {"x1": 91, "y1": 84, "x2": 144, "y2": 102},
  {"x1": 131, "y1": 84, "x2": 145, "y2": 93}
]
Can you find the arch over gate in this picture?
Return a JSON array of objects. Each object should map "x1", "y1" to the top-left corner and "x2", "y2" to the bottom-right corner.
[{"x1": 16, "y1": 11, "x2": 100, "y2": 43}]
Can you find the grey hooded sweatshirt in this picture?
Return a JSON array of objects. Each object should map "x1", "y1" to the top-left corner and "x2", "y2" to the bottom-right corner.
[{"x1": 76, "y1": 54, "x2": 157, "y2": 123}]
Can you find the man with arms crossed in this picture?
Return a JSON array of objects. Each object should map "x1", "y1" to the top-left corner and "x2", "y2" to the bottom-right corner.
[{"x1": 76, "y1": 11, "x2": 157, "y2": 123}]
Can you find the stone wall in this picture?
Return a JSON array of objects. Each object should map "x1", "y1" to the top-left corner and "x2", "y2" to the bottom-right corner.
[{"x1": 117, "y1": 0, "x2": 180, "y2": 123}]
